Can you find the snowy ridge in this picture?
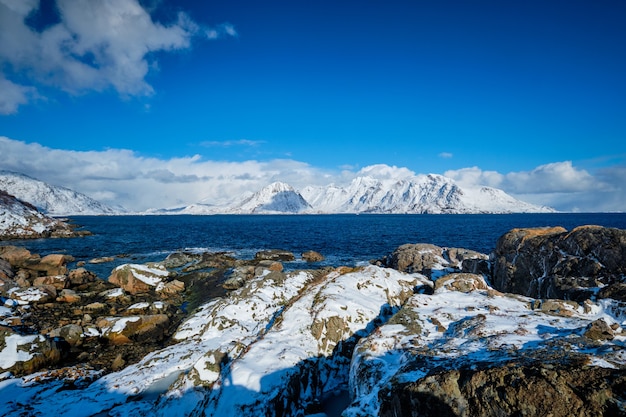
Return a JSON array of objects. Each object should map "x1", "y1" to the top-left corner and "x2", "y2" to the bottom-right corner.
[
  {"x1": 0, "y1": 171, "x2": 120, "y2": 216},
  {"x1": 302, "y1": 173, "x2": 553, "y2": 214}
]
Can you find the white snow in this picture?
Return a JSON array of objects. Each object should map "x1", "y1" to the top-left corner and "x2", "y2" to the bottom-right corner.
[{"x1": 0, "y1": 334, "x2": 39, "y2": 370}]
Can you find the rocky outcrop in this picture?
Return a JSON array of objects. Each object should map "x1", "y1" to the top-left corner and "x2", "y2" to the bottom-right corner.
[
  {"x1": 379, "y1": 243, "x2": 489, "y2": 279},
  {"x1": 0, "y1": 190, "x2": 89, "y2": 240},
  {"x1": 493, "y1": 225, "x2": 626, "y2": 301},
  {"x1": 379, "y1": 360, "x2": 626, "y2": 417}
]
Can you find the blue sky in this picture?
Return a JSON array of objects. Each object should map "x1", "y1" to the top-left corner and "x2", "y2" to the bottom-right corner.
[{"x1": 0, "y1": 0, "x2": 625, "y2": 212}]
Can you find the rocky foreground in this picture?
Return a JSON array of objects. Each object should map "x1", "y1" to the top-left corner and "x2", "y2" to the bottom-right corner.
[{"x1": 0, "y1": 225, "x2": 625, "y2": 416}]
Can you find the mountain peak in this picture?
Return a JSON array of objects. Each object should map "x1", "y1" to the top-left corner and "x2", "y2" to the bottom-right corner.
[{"x1": 229, "y1": 182, "x2": 312, "y2": 214}]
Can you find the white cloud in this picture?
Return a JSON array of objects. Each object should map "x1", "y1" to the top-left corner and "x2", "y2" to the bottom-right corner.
[
  {"x1": 0, "y1": 0, "x2": 235, "y2": 112},
  {"x1": 0, "y1": 77, "x2": 36, "y2": 114},
  {"x1": 444, "y1": 166, "x2": 504, "y2": 188},
  {"x1": 201, "y1": 139, "x2": 265, "y2": 148},
  {"x1": 0, "y1": 136, "x2": 333, "y2": 211},
  {"x1": 356, "y1": 164, "x2": 415, "y2": 180},
  {"x1": 0, "y1": 136, "x2": 623, "y2": 213},
  {"x1": 438, "y1": 152, "x2": 453, "y2": 159},
  {"x1": 446, "y1": 161, "x2": 623, "y2": 212}
]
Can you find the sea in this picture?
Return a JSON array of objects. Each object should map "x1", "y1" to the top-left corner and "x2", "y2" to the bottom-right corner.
[{"x1": 3, "y1": 213, "x2": 626, "y2": 279}]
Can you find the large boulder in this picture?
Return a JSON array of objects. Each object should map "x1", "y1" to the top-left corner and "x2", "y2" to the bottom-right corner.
[
  {"x1": 379, "y1": 360, "x2": 626, "y2": 417},
  {"x1": 381, "y1": 244, "x2": 489, "y2": 279},
  {"x1": 108, "y1": 263, "x2": 174, "y2": 295},
  {"x1": 492, "y1": 226, "x2": 626, "y2": 300},
  {"x1": 0, "y1": 326, "x2": 62, "y2": 376}
]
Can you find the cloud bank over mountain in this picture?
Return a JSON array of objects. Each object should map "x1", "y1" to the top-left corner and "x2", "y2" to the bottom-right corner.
[{"x1": 0, "y1": 136, "x2": 622, "y2": 213}]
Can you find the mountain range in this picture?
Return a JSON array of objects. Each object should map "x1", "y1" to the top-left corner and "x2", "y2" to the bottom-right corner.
[
  {"x1": 0, "y1": 170, "x2": 554, "y2": 216},
  {"x1": 152, "y1": 175, "x2": 554, "y2": 215}
]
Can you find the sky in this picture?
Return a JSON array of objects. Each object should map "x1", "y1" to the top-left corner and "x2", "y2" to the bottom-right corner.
[{"x1": 0, "y1": 0, "x2": 625, "y2": 212}]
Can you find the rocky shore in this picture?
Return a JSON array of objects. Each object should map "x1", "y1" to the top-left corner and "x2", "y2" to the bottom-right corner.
[{"x1": 0, "y1": 225, "x2": 625, "y2": 416}]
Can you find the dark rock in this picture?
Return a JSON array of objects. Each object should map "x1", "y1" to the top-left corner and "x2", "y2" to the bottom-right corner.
[
  {"x1": 379, "y1": 359, "x2": 626, "y2": 417},
  {"x1": 492, "y1": 226, "x2": 626, "y2": 301},
  {"x1": 255, "y1": 250, "x2": 295, "y2": 262},
  {"x1": 223, "y1": 266, "x2": 254, "y2": 290}
]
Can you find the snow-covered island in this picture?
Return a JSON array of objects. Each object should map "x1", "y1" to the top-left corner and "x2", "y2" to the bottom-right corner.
[{"x1": 1, "y1": 225, "x2": 624, "y2": 416}]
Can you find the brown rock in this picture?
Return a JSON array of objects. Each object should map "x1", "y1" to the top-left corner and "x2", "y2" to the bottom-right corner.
[
  {"x1": 302, "y1": 250, "x2": 325, "y2": 262},
  {"x1": 434, "y1": 273, "x2": 489, "y2": 293},
  {"x1": 108, "y1": 264, "x2": 170, "y2": 295},
  {"x1": 68, "y1": 268, "x2": 97, "y2": 286},
  {"x1": 0, "y1": 258, "x2": 14, "y2": 280},
  {"x1": 0, "y1": 246, "x2": 39, "y2": 267},
  {"x1": 157, "y1": 279, "x2": 185, "y2": 295},
  {"x1": 584, "y1": 318, "x2": 615, "y2": 341},
  {"x1": 8, "y1": 285, "x2": 57, "y2": 304},
  {"x1": 98, "y1": 314, "x2": 170, "y2": 344},
  {"x1": 33, "y1": 275, "x2": 69, "y2": 290},
  {"x1": 56, "y1": 289, "x2": 82, "y2": 303}
]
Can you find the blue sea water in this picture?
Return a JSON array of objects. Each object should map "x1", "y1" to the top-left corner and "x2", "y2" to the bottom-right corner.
[{"x1": 3, "y1": 213, "x2": 626, "y2": 279}]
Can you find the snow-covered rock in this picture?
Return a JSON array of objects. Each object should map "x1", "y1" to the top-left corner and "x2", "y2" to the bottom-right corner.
[
  {"x1": 0, "y1": 260, "x2": 623, "y2": 417},
  {"x1": 345, "y1": 281, "x2": 626, "y2": 416},
  {"x1": 0, "y1": 190, "x2": 77, "y2": 239},
  {"x1": 0, "y1": 171, "x2": 120, "y2": 216}
]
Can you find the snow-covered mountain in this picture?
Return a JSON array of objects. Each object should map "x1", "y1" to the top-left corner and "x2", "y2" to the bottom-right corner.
[
  {"x1": 227, "y1": 181, "x2": 312, "y2": 214},
  {"x1": 301, "y1": 173, "x2": 553, "y2": 214},
  {"x1": 0, "y1": 171, "x2": 120, "y2": 216},
  {"x1": 156, "y1": 174, "x2": 553, "y2": 215}
]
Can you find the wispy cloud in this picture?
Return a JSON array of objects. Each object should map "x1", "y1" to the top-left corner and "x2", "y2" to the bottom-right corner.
[
  {"x1": 438, "y1": 152, "x2": 453, "y2": 159},
  {"x1": 200, "y1": 139, "x2": 265, "y2": 148},
  {"x1": 0, "y1": 0, "x2": 236, "y2": 114}
]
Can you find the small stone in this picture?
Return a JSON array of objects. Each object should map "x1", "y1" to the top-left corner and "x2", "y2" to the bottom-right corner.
[{"x1": 111, "y1": 354, "x2": 126, "y2": 371}]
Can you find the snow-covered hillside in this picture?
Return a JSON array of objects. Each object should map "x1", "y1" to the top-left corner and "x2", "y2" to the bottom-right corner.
[
  {"x1": 0, "y1": 190, "x2": 74, "y2": 239},
  {"x1": 0, "y1": 171, "x2": 120, "y2": 216}
]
